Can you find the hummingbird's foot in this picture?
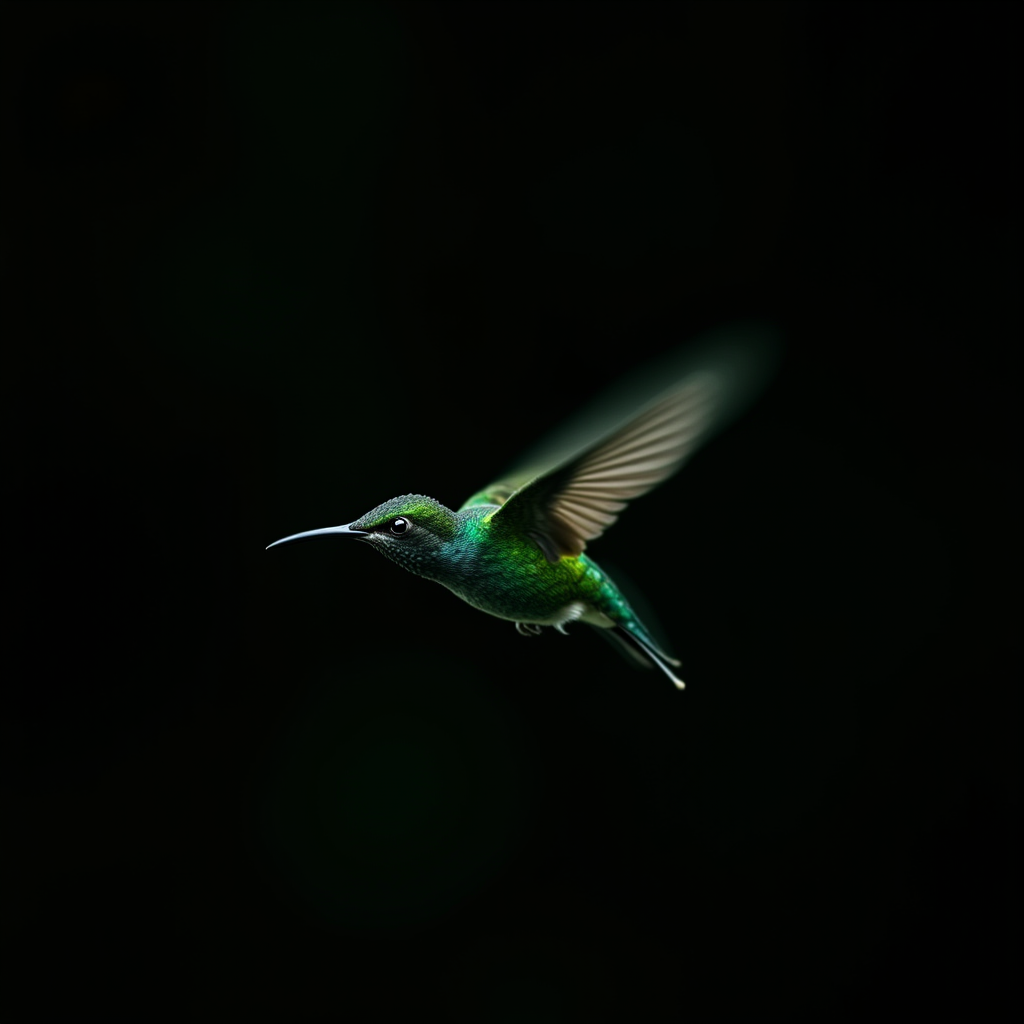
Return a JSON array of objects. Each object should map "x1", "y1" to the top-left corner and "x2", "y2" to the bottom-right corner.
[{"x1": 515, "y1": 622, "x2": 543, "y2": 636}]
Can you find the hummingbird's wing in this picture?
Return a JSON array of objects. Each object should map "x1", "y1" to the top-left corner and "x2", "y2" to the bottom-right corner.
[
  {"x1": 479, "y1": 373, "x2": 723, "y2": 562},
  {"x1": 464, "y1": 327, "x2": 778, "y2": 562}
]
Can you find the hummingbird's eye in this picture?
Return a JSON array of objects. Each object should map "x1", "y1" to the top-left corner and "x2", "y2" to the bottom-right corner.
[{"x1": 389, "y1": 517, "x2": 409, "y2": 536}]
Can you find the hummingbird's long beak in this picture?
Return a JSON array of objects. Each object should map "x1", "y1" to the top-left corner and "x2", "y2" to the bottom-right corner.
[{"x1": 266, "y1": 523, "x2": 369, "y2": 549}]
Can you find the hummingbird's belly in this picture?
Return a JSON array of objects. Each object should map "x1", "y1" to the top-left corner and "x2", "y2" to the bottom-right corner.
[
  {"x1": 455, "y1": 590, "x2": 614, "y2": 629},
  {"x1": 511, "y1": 599, "x2": 614, "y2": 629},
  {"x1": 442, "y1": 549, "x2": 617, "y2": 629}
]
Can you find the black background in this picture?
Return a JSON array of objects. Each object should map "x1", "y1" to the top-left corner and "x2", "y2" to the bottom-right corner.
[{"x1": 5, "y1": 2, "x2": 1020, "y2": 1021}]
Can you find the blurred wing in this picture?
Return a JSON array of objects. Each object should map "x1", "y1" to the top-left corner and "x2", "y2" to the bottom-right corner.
[
  {"x1": 487, "y1": 371, "x2": 723, "y2": 561},
  {"x1": 461, "y1": 325, "x2": 779, "y2": 559}
]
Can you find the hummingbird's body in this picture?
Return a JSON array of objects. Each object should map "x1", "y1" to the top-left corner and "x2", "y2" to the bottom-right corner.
[
  {"x1": 401, "y1": 503, "x2": 652, "y2": 643},
  {"x1": 268, "y1": 336, "x2": 772, "y2": 689}
]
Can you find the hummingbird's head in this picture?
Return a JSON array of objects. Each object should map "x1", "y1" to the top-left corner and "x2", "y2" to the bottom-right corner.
[
  {"x1": 345, "y1": 494, "x2": 458, "y2": 577},
  {"x1": 264, "y1": 494, "x2": 460, "y2": 580},
  {"x1": 267, "y1": 494, "x2": 459, "y2": 579}
]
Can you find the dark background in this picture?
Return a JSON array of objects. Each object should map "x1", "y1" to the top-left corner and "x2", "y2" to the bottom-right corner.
[{"x1": 5, "y1": 1, "x2": 1020, "y2": 1021}]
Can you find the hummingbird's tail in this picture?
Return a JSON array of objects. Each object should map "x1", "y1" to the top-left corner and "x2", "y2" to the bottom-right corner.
[{"x1": 598, "y1": 625, "x2": 686, "y2": 690}]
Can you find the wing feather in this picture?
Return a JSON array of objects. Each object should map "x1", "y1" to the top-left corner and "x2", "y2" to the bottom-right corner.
[
  {"x1": 490, "y1": 373, "x2": 726, "y2": 561},
  {"x1": 461, "y1": 327, "x2": 778, "y2": 560}
]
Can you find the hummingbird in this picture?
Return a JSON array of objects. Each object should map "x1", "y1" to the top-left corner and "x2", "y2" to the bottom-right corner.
[{"x1": 267, "y1": 335, "x2": 773, "y2": 689}]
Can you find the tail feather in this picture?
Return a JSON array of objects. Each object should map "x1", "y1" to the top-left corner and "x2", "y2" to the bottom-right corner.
[{"x1": 594, "y1": 624, "x2": 685, "y2": 690}]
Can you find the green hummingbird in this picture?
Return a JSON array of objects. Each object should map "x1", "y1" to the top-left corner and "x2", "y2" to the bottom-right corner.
[{"x1": 268, "y1": 336, "x2": 772, "y2": 689}]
